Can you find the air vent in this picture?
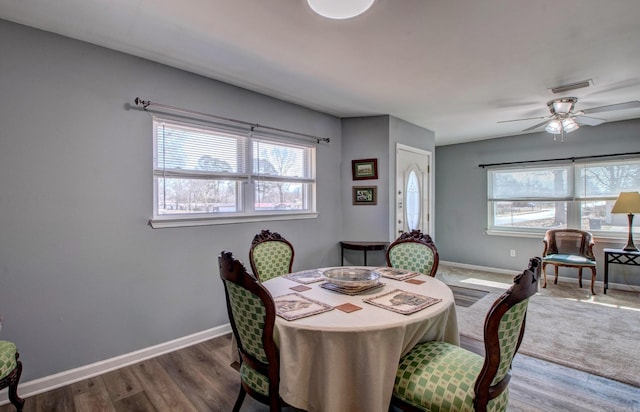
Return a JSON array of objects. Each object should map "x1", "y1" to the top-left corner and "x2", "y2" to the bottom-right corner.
[{"x1": 548, "y1": 79, "x2": 592, "y2": 94}]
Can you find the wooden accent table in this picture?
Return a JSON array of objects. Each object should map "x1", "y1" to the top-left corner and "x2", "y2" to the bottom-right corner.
[
  {"x1": 603, "y1": 248, "x2": 640, "y2": 294},
  {"x1": 339, "y1": 241, "x2": 388, "y2": 266}
]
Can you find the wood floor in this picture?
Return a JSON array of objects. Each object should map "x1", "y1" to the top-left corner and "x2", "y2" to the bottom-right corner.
[{"x1": 2, "y1": 333, "x2": 638, "y2": 412}]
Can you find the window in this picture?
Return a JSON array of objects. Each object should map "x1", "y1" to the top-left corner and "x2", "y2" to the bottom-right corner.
[
  {"x1": 487, "y1": 158, "x2": 640, "y2": 236},
  {"x1": 152, "y1": 117, "x2": 316, "y2": 227}
]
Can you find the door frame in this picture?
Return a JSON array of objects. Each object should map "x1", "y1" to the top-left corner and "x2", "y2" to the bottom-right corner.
[{"x1": 392, "y1": 143, "x2": 434, "y2": 241}]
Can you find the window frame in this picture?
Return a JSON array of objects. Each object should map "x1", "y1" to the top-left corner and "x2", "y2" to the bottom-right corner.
[
  {"x1": 150, "y1": 116, "x2": 318, "y2": 228},
  {"x1": 486, "y1": 157, "x2": 640, "y2": 239}
]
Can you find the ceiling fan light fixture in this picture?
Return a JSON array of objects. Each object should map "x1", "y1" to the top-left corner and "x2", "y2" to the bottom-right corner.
[
  {"x1": 552, "y1": 100, "x2": 574, "y2": 114},
  {"x1": 561, "y1": 117, "x2": 579, "y2": 133},
  {"x1": 307, "y1": 0, "x2": 375, "y2": 19},
  {"x1": 545, "y1": 119, "x2": 562, "y2": 134}
]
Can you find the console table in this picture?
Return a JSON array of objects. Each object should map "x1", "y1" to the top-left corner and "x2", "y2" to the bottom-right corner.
[
  {"x1": 603, "y1": 248, "x2": 640, "y2": 294},
  {"x1": 339, "y1": 241, "x2": 388, "y2": 266}
]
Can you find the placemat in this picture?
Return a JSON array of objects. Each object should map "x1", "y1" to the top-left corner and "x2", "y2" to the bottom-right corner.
[
  {"x1": 320, "y1": 281, "x2": 384, "y2": 295},
  {"x1": 373, "y1": 267, "x2": 419, "y2": 281},
  {"x1": 363, "y1": 289, "x2": 441, "y2": 315},
  {"x1": 274, "y1": 293, "x2": 333, "y2": 321},
  {"x1": 284, "y1": 269, "x2": 325, "y2": 284},
  {"x1": 405, "y1": 278, "x2": 426, "y2": 285}
]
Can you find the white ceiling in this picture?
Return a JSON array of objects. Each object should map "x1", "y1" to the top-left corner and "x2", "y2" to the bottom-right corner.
[{"x1": 2, "y1": 0, "x2": 640, "y2": 145}]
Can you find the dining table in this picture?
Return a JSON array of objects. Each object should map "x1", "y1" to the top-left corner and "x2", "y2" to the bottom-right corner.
[{"x1": 262, "y1": 266, "x2": 459, "y2": 412}]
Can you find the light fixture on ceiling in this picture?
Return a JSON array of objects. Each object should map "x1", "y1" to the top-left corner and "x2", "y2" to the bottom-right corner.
[
  {"x1": 307, "y1": 0, "x2": 375, "y2": 19},
  {"x1": 544, "y1": 97, "x2": 580, "y2": 141}
]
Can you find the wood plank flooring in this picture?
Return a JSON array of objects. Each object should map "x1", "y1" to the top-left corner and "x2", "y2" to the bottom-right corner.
[{"x1": 2, "y1": 333, "x2": 638, "y2": 412}]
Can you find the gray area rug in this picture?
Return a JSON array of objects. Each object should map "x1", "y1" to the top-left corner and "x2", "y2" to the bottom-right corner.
[{"x1": 438, "y1": 264, "x2": 640, "y2": 388}]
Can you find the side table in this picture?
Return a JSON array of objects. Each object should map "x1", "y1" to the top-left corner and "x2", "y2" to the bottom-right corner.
[
  {"x1": 603, "y1": 248, "x2": 640, "y2": 294},
  {"x1": 339, "y1": 241, "x2": 388, "y2": 266}
]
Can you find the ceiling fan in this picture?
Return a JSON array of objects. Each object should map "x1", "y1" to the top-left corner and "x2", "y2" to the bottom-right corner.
[{"x1": 498, "y1": 97, "x2": 640, "y2": 139}]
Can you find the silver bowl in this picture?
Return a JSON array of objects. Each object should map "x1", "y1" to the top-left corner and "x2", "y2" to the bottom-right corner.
[{"x1": 323, "y1": 267, "x2": 380, "y2": 288}]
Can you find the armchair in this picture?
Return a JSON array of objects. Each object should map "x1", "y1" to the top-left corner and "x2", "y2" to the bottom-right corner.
[{"x1": 542, "y1": 229, "x2": 597, "y2": 295}]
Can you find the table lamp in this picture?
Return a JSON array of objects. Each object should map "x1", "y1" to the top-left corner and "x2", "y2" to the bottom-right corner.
[{"x1": 611, "y1": 191, "x2": 640, "y2": 251}]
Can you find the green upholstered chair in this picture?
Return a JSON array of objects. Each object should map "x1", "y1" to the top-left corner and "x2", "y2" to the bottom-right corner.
[
  {"x1": 219, "y1": 251, "x2": 288, "y2": 412},
  {"x1": 542, "y1": 229, "x2": 597, "y2": 295},
  {"x1": 249, "y1": 230, "x2": 294, "y2": 282},
  {"x1": 391, "y1": 257, "x2": 541, "y2": 412},
  {"x1": 0, "y1": 340, "x2": 25, "y2": 411},
  {"x1": 386, "y1": 230, "x2": 439, "y2": 277}
]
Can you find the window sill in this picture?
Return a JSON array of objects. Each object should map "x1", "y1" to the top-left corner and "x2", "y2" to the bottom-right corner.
[
  {"x1": 485, "y1": 229, "x2": 628, "y2": 245},
  {"x1": 149, "y1": 212, "x2": 318, "y2": 229}
]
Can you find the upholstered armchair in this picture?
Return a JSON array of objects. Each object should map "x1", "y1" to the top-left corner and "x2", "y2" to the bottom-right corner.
[{"x1": 542, "y1": 229, "x2": 597, "y2": 295}]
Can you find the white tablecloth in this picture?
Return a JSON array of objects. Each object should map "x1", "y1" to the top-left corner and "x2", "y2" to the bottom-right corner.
[{"x1": 264, "y1": 267, "x2": 459, "y2": 412}]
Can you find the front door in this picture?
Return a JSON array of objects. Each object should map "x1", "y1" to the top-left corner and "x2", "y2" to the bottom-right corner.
[{"x1": 395, "y1": 144, "x2": 432, "y2": 238}]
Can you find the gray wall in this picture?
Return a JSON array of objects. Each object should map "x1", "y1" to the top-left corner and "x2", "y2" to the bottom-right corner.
[
  {"x1": 435, "y1": 119, "x2": 640, "y2": 286},
  {"x1": 340, "y1": 116, "x2": 435, "y2": 266},
  {"x1": 341, "y1": 116, "x2": 390, "y2": 252},
  {"x1": 0, "y1": 20, "x2": 343, "y2": 381}
]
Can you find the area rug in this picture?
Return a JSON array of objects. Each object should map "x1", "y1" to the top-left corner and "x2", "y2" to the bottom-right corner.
[{"x1": 438, "y1": 264, "x2": 640, "y2": 388}]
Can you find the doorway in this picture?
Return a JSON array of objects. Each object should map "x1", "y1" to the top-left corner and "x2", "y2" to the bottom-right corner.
[{"x1": 394, "y1": 144, "x2": 433, "y2": 239}]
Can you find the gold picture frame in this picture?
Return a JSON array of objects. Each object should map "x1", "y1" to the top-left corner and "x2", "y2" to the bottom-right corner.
[
  {"x1": 352, "y1": 158, "x2": 378, "y2": 180},
  {"x1": 352, "y1": 186, "x2": 377, "y2": 205}
]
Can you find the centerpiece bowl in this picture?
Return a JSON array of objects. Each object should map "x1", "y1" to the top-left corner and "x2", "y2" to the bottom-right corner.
[{"x1": 323, "y1": 267, "x2": 380, "y2": 288}]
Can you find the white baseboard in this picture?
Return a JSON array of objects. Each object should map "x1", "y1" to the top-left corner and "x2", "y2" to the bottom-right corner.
[
  {"x1": 440, "y1": 260, "x2": 637, "y2": 292},
  {"x1": 0, "y1": 324, "x2": 232, "y2": 405}
]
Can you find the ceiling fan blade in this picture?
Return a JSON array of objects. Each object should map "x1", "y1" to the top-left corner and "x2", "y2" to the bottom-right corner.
[
  {"x1": 575, "y1": 115, "x2": 605, "y2": 126},
  {"x1": 522, "y1": 121, "x2": 549, "y2": 132},
  {"x1": 497, "y1": 116, "x2": 547, "y2": 124},
  {"x1": 581, "y1": 101, "x2": 640, "y2": 114}
]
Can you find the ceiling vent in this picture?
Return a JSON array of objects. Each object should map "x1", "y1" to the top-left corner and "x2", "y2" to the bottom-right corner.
[{"x1": 548, "y1": 79, "x2": 592, "y2": 94}]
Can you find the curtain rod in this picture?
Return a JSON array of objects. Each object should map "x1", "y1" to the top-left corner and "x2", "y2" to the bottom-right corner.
[
  {"x1": 133, "y1": 97, "x2": 331, "y2": 144},
  {"x1": 478, "y1": 151, "x2": 640, "y2": 168}
]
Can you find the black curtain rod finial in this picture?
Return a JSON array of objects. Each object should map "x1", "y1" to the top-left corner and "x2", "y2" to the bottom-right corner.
[{"x1": 134, "y1": 97, "x2": 151, "y2": 110}]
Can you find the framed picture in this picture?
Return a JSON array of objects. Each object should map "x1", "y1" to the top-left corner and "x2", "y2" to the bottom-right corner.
[
  {"x1": 352, "y1": 158, "x2": 378, "y2": 180},
  {"x1": 352, "y1": 186, "x2": 377, "y2": 205}
]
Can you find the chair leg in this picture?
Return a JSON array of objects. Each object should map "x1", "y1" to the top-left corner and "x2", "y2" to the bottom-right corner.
[
  {"x1": 232, "y1": 385, "x2": 246, "y2": 412},
  {"x1": 541, "y1": 262, "x2": 548, "y2": 288},
  {"x1": 590, "y1": 267, "x2": 597, "y2": 295},
  {"x1": 578, "y1": 268, "x2": 583, "y2": 289},
  {"x1": 554, "y1": 265, "x2": 559, "y2": 285},
  {"x1": 9, "y1": 360, "x2": 24, "y2": 412}
]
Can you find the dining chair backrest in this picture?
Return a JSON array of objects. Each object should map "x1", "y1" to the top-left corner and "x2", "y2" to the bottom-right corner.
[
  {"x1": 474, "y1": 257, "x2": 540, "y2": 409},
  {"x1": 249, "y1": 229, "x2": 294, "y2": 282},
  {"x1": 386, "y1": 230, "x2": 439, "y2": 277},
  {"x1": 219, "y1": 250, "x2": 284, "y2": 411}
]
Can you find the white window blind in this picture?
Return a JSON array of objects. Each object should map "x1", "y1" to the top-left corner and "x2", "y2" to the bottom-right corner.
[{"x1": 152, "y1": 116, "x2": 316, "y2": 224}]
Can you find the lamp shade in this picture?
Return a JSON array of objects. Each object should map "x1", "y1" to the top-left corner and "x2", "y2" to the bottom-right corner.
[
  {"x1": 307, "y1": 0, "x2": 375, "y2": 19},
  {"x1": 611, "y1": 192, "x2": 640, "y2": 214}
]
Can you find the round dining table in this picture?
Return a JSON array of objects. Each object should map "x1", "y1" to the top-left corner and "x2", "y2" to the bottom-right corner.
[{"x1": 263, "y1": 266, "x2": 459, "y2": 412}]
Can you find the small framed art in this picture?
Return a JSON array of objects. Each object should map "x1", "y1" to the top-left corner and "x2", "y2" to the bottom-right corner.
[
  {"x1": 352, "y1": 158, "x2": 378, "y2": 180},
  {"x1": 352, "y1": 186, "x2": 377, "y2": 205}
]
